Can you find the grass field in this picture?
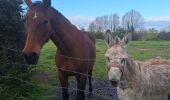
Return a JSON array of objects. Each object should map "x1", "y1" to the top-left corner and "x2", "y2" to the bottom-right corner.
[{"x1": 31, "y1": 40, "x2": 170, "y2": 99}]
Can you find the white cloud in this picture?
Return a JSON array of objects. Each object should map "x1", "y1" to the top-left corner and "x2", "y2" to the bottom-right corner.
[
  {"x1": 145, "y1": 16, "x2": 170, "y2": 22},
  {"x1": 65, "y1": 16, "x2": 170, "y2": 31},
  {"x1": 66, "y1": 15, "x2": 96, "y2": 30}
]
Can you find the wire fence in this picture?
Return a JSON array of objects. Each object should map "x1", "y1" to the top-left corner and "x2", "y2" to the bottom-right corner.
[
  {"x1": 0, "y1": 46, "x2": 119, "y2": 100},
  {"x1": 1, "y1": 45, "x2": 170, "y2": 100}
]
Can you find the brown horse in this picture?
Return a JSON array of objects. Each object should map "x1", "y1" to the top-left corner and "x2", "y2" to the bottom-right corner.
[{"x1": 22, "y1": 0, "x2": 96, "y2": 100}]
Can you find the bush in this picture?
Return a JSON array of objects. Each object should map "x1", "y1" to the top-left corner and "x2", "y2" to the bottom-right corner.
[
  {"x1": 90, "y1": 32, "x2": 104, "y2": 39},
  {"x1": 0, "y1": 0, "x2": 34, "y2": 99},
  {"x1": 0, "y1": 49, "x2": 33, "y2": 99},
  {"x1": 114, "y1": 27, "x2": 126, "y2": 39}
]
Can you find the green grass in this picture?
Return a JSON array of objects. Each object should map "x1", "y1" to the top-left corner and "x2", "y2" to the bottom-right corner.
[
  {"x1": 128, "y1": 41, "x2": 170, "y2": 60},
  {"x1": 31, "y1": 40, "x2": 170, "y2": 99}
]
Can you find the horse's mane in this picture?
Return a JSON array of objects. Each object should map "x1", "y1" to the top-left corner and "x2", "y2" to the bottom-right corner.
[
  {"x1": 49, "y1": 6, "x2": 96, "y2": 44},
  {"x1": 31, "y1": 1, "x2": 42, "y2": 7},
  {"x1": 49, "y1": 7, "x2": 78, "y2": 29},
  {"x1": 31, "y1": 1, "x2": 75, "y2": 28}
]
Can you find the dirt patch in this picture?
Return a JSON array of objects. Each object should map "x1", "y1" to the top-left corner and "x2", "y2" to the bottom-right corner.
[
  {"x1": 32, "y1": 71, "x2": 50, "y2": 82},
  {"x1": 54, "y1": 79, "x2": 119, "y2": 100},
  {"x1": 164, "y1": 49, "x2": 170, "y2": 53},
  {"x1": 137, "y1": 48, "x2": 156, "y2": 51},
  {"x1": 137, "y1": 48, "x2": 170, "y2": 53}
]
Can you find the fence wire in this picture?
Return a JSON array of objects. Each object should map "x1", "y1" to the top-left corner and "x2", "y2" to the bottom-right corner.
[
  {"x1": 1, "y1": 45, "x2": 170, "y2": 100},
  {"x1": 0, "y1": 45, "x2": 119, "y2": 100}
]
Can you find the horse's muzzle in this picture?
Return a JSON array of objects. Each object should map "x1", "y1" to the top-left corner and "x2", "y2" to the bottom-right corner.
[{"x1": 22, "y1": 52, "x2": 39, "y2": 65}]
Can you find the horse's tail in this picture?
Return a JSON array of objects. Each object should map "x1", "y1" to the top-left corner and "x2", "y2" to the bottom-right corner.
[{"x1": 85, "y1": 32, "x2": 96, "y2": 45}]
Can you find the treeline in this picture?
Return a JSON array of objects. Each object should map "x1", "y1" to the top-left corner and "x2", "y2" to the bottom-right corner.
[
  {"x1": 88, "y1": 9, "x2": 144, "y2": 40},
  {"x1": 88, "y1": 9, "x2": 170, "y2": 41},
  {"x1": 89, "y1": 27, "x2": 170, "y2": 41},
  {"x1": 139, "y1": 29, "x2": 170, "y2": 41}
]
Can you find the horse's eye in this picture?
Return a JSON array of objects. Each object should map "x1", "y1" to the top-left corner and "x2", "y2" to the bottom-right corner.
[{"x1": 43, "y1": 20, "x2": 48, "y2": 24}]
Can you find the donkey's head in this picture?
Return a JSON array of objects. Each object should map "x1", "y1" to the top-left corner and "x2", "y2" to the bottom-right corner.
[
  {"x1": 22, "y1": 0, "x2": 52, "y2": 64},
  {"x1": 105, "y1": 30, "x2": 131, "y2": 87}
]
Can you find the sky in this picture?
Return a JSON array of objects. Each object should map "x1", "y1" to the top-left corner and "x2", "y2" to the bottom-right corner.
[{"x1": 29, "y1": 0, "x2": 170, "y2": 29}]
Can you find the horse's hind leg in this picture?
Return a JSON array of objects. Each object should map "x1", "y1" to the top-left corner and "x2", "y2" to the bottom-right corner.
[
  {"x1": 88, "y1": 70, "x2": 93, "y2": 96},
  {"x1": 58, "y1": 71, "x2": 69, "y2": 100},
  {"x1": 76, "y1": 73, "x2": 87, "y2": 100}
]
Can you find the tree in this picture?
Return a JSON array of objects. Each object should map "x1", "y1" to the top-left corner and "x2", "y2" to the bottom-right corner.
[
  {"x1": 109, "y1": 14, "x2": 120, "y2": 32},
  {"x1": 122, "y1": 9, "x2": 144, "y2": 39},
  {"x1": 88, "y1": 22, "x2": 96, "y2": 32},
  {"x1": 89, "y1": 14, "x2": 120, "y2": 33}
]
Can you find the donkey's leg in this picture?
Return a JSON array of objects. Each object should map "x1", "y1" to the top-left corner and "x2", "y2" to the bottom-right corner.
[
  {"x1": 58, "y1": 71, "x2": 69, "y2": 100},
  {"x1": 168, "y1": 94, "x2": 170, "y2": 100},
  {"x1": 76, "y1": 73, "x2": 87, "y2": 100},
  {"x1": 88, "y1": 70, "x2": 93, "y2": 97}
]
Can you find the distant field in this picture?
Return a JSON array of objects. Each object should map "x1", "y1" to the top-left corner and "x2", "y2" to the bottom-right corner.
[
  {"x1": 32, "y1": 40, "x2": 170, "y2": 99},
  {"x1": 128, "y1": 41, "x2": 170, "y2": 60}
]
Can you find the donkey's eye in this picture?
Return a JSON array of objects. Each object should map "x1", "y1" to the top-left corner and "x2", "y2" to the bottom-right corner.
[
  {"x1": 43, "y1": 20, "x2": 48, "y2": 24},
  {"x1": 121, "y1": 58, "x2": 125, "y2": 64},
  {"x1": 107, "y1": 57, "x2": 110, "y2": 62}
]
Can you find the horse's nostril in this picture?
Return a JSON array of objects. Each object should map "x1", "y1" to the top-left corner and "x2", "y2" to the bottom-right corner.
[
  {"x1": 30, "y1": 52, "x2": 37, "y2": 58},
  {"x1": 22, "y1": 53, "x2": 27, "y2": 58},
  {"x1": 22, "y1": 52, "x2": 39, "y2": 65}
]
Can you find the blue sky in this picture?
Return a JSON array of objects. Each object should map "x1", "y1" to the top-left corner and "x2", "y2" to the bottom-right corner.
[
  {"x1": 31, "y1": 0, "x2": 170, "y2": 18},
  {"x1": 52, "y1": 0, "x2": 170, "y2": 17},
  {"x1": 29, "y1": 0, "x2": 170, "y2": 29}
]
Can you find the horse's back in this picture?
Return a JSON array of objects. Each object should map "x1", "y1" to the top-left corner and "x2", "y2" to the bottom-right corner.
[
  {"x1": 84, "y1": 32, "x2": 95, "y2": 45},
  {"x1": 83, "y1": 31, "x2": 96, "y2": 56},
  {"x1": 83, "y1": 32, "x2": 96, "y2": 69}
]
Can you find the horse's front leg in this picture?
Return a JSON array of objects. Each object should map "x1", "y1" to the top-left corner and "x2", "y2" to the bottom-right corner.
[
  {"x1": 76, "y1": 73, "x2": 87, "y2": 100},
  {"x1": 58, "y1": 70, "x2": 69, "y2": 100}
]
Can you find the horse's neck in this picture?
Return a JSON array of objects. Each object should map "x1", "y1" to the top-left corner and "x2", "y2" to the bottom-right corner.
[{"x1": 49, "y1": 8, "x2": 82, "y2": 54}]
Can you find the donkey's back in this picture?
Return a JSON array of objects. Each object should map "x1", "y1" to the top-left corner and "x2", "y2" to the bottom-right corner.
[{"x1": 138, "y1": 58, "x2": 170, "y2": 99}]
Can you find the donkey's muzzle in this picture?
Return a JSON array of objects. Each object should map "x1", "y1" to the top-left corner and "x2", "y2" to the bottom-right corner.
[
  {"x1": 23, "y1": 52, "x2": 39, "y2": 65},
  {"x1": 110, "y1": 79, "x2": 119, "y2": 87}
]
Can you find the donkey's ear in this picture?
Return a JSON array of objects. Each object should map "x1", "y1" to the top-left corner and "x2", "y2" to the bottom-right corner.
[
  {"x1": 104, "y1": 30, "x2": 114, "y2": 48},
  {"x1": 114, "y1": 36, "x2": 121, "y2": 44},
  {"x1": 25, "y1": 0, "x2": 32, "y2": 8},
  {"x1": 122, "y1": 32, "x2": 132, "y2": 46},
  {"x1": 43, "y1": 0, "x2": 51, "y2": 8}
]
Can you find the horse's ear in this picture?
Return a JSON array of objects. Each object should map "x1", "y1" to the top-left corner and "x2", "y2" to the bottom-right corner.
[
  {"x1": 122, "y1": 31, "x2": 132, "y2": 46},
  {"x1": 25, "y1": 0, "x2": 32, "y2": 8},
  {"x1": 43, "y1": 0, "x2": 51, "y2": 8},
  {"x1": 104, "y1": 30, "x2": 114, "y2": 48}
]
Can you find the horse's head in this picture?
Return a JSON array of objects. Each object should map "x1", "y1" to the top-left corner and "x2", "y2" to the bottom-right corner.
[
  {"x1": 105, "y1": 30, "x2": 131, "y2": 87},
  {"x1": 22, "y1": 0, "x2": 52, "y2": 65}
]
